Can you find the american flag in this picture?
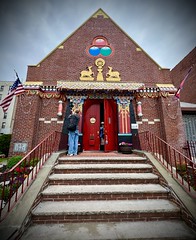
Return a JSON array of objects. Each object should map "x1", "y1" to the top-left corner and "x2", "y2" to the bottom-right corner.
[{"x1": 0, "y1": 75, "x2": 25, "y2": 112}]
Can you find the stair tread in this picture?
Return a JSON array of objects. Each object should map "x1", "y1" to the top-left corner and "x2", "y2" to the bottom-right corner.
[
  {"x1": 20, "y1": 221, "x2": 196, "y2": 240},
  {"x1": 58, "y1": 156, "x2": 147, "y2": 161},
  {"x1": 54, "y1": 163, "x2": 152, "y2": 169},
  {"x1": 49, "y1": 172, "x2": 158, "y2": 180},
  {"x1": 32, "y1": 199, "x2": 179, "y2": 215},
  {"x1": 42, "y1": 184, "x2": 167, "y2": 194}
]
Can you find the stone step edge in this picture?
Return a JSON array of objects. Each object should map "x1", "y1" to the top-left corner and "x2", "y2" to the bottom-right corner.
[
  {"x1": 54, "y1": 164, "x2": 152, "y2": 170},
  {"x1": 32, "y1": 199, "x2": 179, "y2": 215},
  {"x1": 42, "y1": 184, "x2": 168, "y2": 195},
  {"x1": 58, "y1": 156, "x2": 147, "y2": 161},
  {"x1": 49, "y1": 173, "x2": 158, "y2": 180}
]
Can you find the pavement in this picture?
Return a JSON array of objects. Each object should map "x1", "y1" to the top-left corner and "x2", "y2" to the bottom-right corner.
[{"x1": 20, "y1": 220, "x2": 196, "y2": 240}]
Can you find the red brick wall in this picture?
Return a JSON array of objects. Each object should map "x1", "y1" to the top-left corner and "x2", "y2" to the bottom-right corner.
[
  {"x1": 132, "y1": 95, "x2": 186, "y2": 151},
  {"x1": 133, "y1": 97, "x2": 162, "y2": 137},
  {"x1": 171, "y1": 47, "x2": 196, "y2": 104},
  {"x1": 9, "y1": 94, "x2": 41, "y2": 156},
  {"x1": 36, "y1": 97, "x2": 64, "y2": 144},
  {"x1": 159, "y1": 96, "x2": 186, "y2": 149},
  {"x1": 9, "y1": 93, "x2": 65, "y2": 156}
]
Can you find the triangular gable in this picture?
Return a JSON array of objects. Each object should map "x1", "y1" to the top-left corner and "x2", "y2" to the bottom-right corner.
[{"x1": 28, "y1": 8, "x2": 167, "y2": 70}]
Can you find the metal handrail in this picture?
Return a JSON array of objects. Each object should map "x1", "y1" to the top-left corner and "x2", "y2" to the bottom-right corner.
[
  {"x1": 138, "y1": 131, "x2": 196, "y2": 194},
  {"x1": 0, "y1": 131, "x2": 61, "y2": 221}
]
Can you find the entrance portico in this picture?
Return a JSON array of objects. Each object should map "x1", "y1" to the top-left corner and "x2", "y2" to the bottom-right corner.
[{"x1": 58, "y1": 81, "x2": 144, "y2": 153}]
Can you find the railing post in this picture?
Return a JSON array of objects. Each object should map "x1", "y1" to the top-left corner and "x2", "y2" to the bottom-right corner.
[
  {"x1": 0, "y1": 131, "x2": 62, "y2": 221},
  {"x1": 136, "y1": 131, "x2": 196, "y2": 193}
]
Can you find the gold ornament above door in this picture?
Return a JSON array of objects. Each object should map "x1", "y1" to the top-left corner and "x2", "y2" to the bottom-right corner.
[{"x1": 80, "y1": 58, "x2": 121, "y2": 82}]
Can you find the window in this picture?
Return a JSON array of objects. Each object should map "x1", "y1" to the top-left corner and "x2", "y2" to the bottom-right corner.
[
  {"x1": 0, "y1": 86, "x2": 4, "y2": 91},
  {"x1": 88, "y1": 36, "x2": 113, "y2": 57},
  {"x1": 2, "y1": 122, "x2": 6, "y2": 129},
  {"x1": 183, "y1": 114, "x2": 196, "y2": 141},
  {"x1": 3, "y1": 112, "x2": 7, "y2": 119}
]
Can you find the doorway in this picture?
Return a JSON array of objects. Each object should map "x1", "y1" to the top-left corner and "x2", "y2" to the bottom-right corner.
[{"x1": 83, "y1": 99, "x2": 118, "y2": 152}]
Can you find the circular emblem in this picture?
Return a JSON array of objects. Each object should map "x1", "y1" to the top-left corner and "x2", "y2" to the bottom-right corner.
[
  {"x1": 90, "y1": 117, "x2": 96, "y2": 124},
  {"x1": 95, "y1": 58, "x2": 105, "y2": 67}
]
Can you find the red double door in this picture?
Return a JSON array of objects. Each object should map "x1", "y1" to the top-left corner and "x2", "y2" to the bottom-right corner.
[{"x1": 83, "y1": 99, "x2": 118, "y2": 152}]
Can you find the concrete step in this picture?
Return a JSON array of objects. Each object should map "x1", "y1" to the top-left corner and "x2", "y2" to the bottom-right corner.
[
  {"x1": 58, "y1": 156, "x2": 147, "y2": 164},
  {"x1": 53, "y1": 163, "x2": 153, "y2": 174},
  {"x1": 49, "y1": 172, "x2": 159, "y2": 185},
  {"x1": 31, "y1": 199, "x2": 180, "y2": 223},
  {"x1": 41, "y1": 184, "x2": 169, "y2": 201},
  {"x1": 20, "y1": 220, "x2": 196, "y2": 240}
]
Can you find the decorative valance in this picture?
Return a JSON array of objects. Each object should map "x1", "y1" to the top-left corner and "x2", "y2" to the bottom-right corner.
[{"x1": 57, "y1": 81, "x2": 144, "y2": 91}]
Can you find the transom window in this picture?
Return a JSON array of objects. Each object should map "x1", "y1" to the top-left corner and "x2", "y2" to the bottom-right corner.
[{"x1": 88, "y1": 36, "x2": 113, "y2": 57}]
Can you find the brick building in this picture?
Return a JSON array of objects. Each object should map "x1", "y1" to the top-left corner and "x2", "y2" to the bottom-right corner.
[
  {"x1": 0, "y1": 81, "x2": 16, "y2": 135},
  {"x1": 9, "y1": 9, "x2": 188, "y2": 156},
  {"x1": 171, "y1": 47, "x2": 196, "y2": 142}
]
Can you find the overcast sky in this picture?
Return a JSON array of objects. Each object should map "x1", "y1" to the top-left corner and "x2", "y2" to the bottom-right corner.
[{"x1": 0, "y1": 0, "x2": 195, "y2": 82}]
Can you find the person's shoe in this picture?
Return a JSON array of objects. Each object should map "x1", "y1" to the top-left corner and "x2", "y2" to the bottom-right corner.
[{"x1": 69, "y1": 154, "x2": 73, "y2": 156}]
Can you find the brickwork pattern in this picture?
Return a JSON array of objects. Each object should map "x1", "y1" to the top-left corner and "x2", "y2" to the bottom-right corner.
[
  {"x1": 9, "y1": 94, "x2": 64, "y2": 155},
  {"x1": 171, "y1": 47, "x2": 196, "y2": 104}
]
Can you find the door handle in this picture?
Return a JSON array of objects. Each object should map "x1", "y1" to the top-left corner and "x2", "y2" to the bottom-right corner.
[{"x1": 105, "y1": 135, "x2": 108, "y2": 144}]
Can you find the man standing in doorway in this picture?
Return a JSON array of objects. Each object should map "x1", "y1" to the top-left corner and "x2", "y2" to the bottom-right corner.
[
  {"x1": 67, "y1": 109, "x2": 80, "y2": 156},
  {"x1": 100, "y1": 121, "x2": 104, "y2": 150}
]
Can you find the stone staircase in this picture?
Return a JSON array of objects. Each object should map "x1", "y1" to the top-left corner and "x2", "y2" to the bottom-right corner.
[{"x1": 21, "y1": 153, "x2": 196, "y2": 239}]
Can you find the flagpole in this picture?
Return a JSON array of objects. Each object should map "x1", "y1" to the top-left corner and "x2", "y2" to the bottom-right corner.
[
  {"x1": 175, "y1": 64, "x2": 195, "y2": 99},
  {"x1": 14, "y1": 69, "x2": 19, "y2": 79}
]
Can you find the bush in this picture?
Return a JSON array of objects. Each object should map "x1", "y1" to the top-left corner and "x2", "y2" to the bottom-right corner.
[
  {"x1": 0, "y1": 134, "x2": 11, "y2": 157},
  {"x1": 176, "y1": 164, "x2": 187, "y2": 172},
  {"x1": 0, "y1": 186, "x2": 10, "y2": 201},
  {"x1": 29, "y1": 158, "x2": 40, "y2": 167},
  {"x1": 7, "y1": 156, "x2": 23, "y2": 169}
]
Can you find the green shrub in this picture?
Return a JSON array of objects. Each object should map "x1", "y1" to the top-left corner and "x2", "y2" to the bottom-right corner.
[
  {"x1": 29, "y1": 158, "x2": 40, "y2": 167},
  {"x1": 0, "y1": 134, "x2": 11, "y2": 157},
  {"x1": 176, "y1": 164, "x2": 187, "y2": 172},
  {"x1": 7, "y1": 156, "x2": 23, "y2": 169},
  {"x1": 0, "y1": 186, "x2": 10, "y2": 201},
  {"x1": 21, "y1": 158, "x2": 40, "y2": 167}
]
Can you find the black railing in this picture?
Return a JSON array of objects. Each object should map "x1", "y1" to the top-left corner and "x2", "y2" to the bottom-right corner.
[
  {"x1": 0, "y1": 131, "x2": 62, "y2": 221},
  {"x1": 138, "y1": 131, "x2": 196, "y2": 194}
]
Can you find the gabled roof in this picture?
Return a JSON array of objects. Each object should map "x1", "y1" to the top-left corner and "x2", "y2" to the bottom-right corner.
[{"x1": 29, "y1": 9, "x2": 168, "y2": 70}]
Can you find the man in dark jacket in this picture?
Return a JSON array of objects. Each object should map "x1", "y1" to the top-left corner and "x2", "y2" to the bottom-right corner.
[{"x1": 67, "y1": 109, "x2": 80, "y2": 156}]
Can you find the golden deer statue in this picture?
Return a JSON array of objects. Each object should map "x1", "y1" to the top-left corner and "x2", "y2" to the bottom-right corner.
[
  {"x1": 80, "y1": 66, "x2": 94, "y2": 78},
  {"x1": 106, "y1": 66, "x2": 121, "y2": 81}
]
